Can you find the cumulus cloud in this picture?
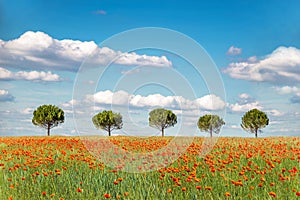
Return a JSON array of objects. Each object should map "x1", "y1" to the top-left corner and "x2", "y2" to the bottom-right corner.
[
  {"x1": 274, "y1": 86, "x2": 300, "y2": 94},
  {"x1": 0, "y1": 89, "x2": 15, "y2": 102},
  {"x1": 274, "y1": 86, "x2": 300, "y2": 104},
  {"x1": 21, "y1": 107, "x2": 34, "y2": 115},
  {"x1": 85, "y1": 90, "x2": 226, "y2": 111},
  {"x1": 227, "y1": 46, "x2": 242, "y2": 56},
  {"x1": 0, "y1": 31, "x2": 172, "y2": 72},
  {"x1": 228, "y1": 93, "x2": 262, "y2": 112},
  {"x1": 61, "y1": 99, "x2": 79, "y2": 108},
  {"x1": 223, "y1": 46, "x2": 300, "y2": 83},
  {"x1": 0, "y1": 67, "x2": 61, "y2": 82},
  {"x1": 266, "y1": 109, "x2": 284, "y2": 117},
  {"x1": 228, "y1": 101, "x2": 262, "y2": 112},
  {"x1": 239, "y1": 93, "x2": 249, "y2": 99}
]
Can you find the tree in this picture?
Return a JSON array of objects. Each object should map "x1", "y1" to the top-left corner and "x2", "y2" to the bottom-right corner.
[
  {"x1": 32, "y1": 104, "x2": 64, "y2": 136},
  {"x1": 197, "y1": 114, "x2": 225, "y2": 137},
  {"x1": 149, "y1": 108, "x2": 177, "y2": 136},
  {"x1": 92, "y1": 110, "x2": 123, "y2": 136},
  {"x1": 241, "y1": 108, "x2": 269, "y2": 138}
]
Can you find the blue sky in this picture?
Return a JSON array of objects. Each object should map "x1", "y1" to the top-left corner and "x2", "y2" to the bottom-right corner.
[{"x1": 0, "y1": 0, "x2": 300, "y2": 137}]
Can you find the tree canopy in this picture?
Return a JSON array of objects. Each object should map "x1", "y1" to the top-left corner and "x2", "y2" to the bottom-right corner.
[
  {"x1": 149, "y1": 108, "x2": 177, "y2": 136},
  {"x1": 197, "y1": 114, "x2": 225, "y2": 137},
  {"x1": 92, "y1": 110, "x2": 123, "y2": 136},
  {"x1": 241, "y1": 108, "x2": 269, "y2": 138},
  {"x1": 32, "y1": 104, "x2": 64, "y2": 136}
]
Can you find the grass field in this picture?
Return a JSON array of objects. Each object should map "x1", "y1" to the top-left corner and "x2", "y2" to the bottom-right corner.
[{"x1": 0, "y1": 136, "x2": 299, "y2": 199}]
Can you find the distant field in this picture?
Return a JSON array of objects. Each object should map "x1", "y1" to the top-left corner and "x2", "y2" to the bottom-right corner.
[{"x1": 0, "y1": 136, "x2": 299, "y2": 199}]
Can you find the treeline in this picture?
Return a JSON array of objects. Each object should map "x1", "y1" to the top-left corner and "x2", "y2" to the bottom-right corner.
[{"x1": 32, "y1": 105, "x2": 269, "y2": 138}]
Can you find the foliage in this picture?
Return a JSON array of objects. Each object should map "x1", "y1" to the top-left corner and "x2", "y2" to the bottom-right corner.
[
  {"x1": 32, "y1": 104, "x2": 64, "y2": 136},
  {"x1": 149, "y1": 108, "x2": 177, "y2": 136},
  {"x1": 241, "y1": 108, "x2": 269, "y2": 138},
  {"x1": 197, "y1": 114, "x2": 225, "y2": 137},
  {"x1": 92, "y1": 110, "x2": 123, "y2": 136}
]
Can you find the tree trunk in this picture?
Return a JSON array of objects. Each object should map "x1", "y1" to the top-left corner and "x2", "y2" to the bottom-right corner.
[
  {"x1": 108, "y1": 129, "x2": 111, "y2": 136},
  {"x1": 47, "y1": 124, "x2": 50, "y2": 136},
  {"x1": 162, "y1": 128, "x2": 164, "y2": 137},
  {"x1": 255, "y1": 128, "x2": 258, "y2": 138},
  {"x1": 210, "y1": 129, "x2": 212, "y2": 138}
]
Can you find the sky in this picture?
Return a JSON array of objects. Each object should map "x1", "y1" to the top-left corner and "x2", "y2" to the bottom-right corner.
[{"x1": 0, "y1": 0, "x2": 300, "y2": 137}]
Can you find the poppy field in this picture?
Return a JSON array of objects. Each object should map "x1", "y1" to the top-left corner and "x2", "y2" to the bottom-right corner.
[{"x1": 0, "y1": 136, "x2": 299, "y2": 199}]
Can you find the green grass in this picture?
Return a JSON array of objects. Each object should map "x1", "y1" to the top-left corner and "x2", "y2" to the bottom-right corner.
[{"x1": 0, "y1": 136, "x2": 299, "y2": 199}]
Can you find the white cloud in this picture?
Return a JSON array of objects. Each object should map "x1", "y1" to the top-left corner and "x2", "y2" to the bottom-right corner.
[
  {"x1": 228, "y1": 101, "x2": 262, "y2": 112},
  {"x1": 85, "y1": 90, "x2": 226, "y2": 111},
  {"x1": 266, "y1": 109, "x2": 284, "y2": 117},
  {"x1": 228, "y1": 93, "x2": 263, "y2": 112},
  {"x1": 0, "y1": 89, "x2": 15, "y2": 102},
  {"x1": 223, "y1": 46, "x2": 300, "y2": 83},
  {"x1": 61, "y1": 99, "x2": 79, "y2": 108},
  {"x1": 0, "y1": 67, "x2": 61, "y2": 82},
  {"x1": 227, "y1": 125, "x2": 240, "y2": 129},
  {"x1": 0, "y1": 31, "x2": 172, "y2": 71},
  {"x1": 21, "y1": 107, "x2": 34, "y2": 115},
  {"x1": 227, "y1": 46, "x2": 242, "y2": 56},
  {"x1": 274, "y1": 86, "x2": 300, "y2": 104},
  {"x1": 195, "y1": 94, "x2": 226, "y2": 111},
  {"x1": 274, "y1": 86, "x2": 300, "y2": 95},
  {"x1": 247, "y1": 56, "x2": 257, "y2": 63},
  {"x1": 239, "y1": 93, "x2": 251, "y2": 99}
]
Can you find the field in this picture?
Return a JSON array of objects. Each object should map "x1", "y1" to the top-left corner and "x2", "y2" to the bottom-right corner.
[{"x1": 0, "y1": 136, "x2": 299, "y2": 199}]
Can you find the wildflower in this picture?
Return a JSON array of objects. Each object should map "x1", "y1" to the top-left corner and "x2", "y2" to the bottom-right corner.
[
  {"x1": 196, "y1": 186, "x2": 202, "y2": 190},
  {"x1": 225, "y1": 192, "x2": 231, "y2": 196},
  {"x1": 181, "y1": 187, "x2": 186, "y2": 191},
  {"x1": 124, "y1": 192, "x2": 129, "y2": 196},
  {"x1": 296, "y1": 192, "x2": 300, "y2": 196},
  {"x1": 205, "y1": 186, "x2": 212, "y2": 191},
  {"x1": 50, "y1": 194, "x2": 55, "y2": 197},
  {"x1": 269, "y1": 192, "x2": 276, "y2": 198},
  {"x1": 55, "y1": 169, "x2": 61, "y2": 175},
  {"x1": 103, "y1": 193, "x2": 111, "y2": 198},
  {"x1": 167, "y1": 189, "x2": 172, "y2": 193},
  {"x1": 77, "y1": 187, "x2": 83, "y2": 193},
  {"x1": 42, "y1": 191, "x2": 46, "y2": 196}
]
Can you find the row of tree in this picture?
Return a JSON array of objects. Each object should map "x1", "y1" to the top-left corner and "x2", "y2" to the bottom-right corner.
[{"x1": 32, "y1": 105, "x2": 269, "y2": 138}]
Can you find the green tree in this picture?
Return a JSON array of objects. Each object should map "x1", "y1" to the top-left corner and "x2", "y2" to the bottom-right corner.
[
  {"x1": 197, "y1": 114, "x2": 225, "y2": 137},
  {"x1": 241, "y1": 108, "x2": 269, "y2": 138},
  {"x1": 149, "y1": 108, "x2": 177, "y2": 136},
  {"x1": 92, "y1": 110, "x2": 123, "y2": 136},
  {"x1": 32, "y1": 104, "x2": 64, "y2": 136}
]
